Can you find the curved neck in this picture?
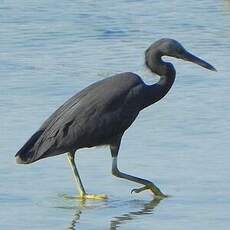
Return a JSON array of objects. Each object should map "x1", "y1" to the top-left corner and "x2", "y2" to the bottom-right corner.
[{"x1": 141, "y1": 55, "x2": 176, "y2": 109}]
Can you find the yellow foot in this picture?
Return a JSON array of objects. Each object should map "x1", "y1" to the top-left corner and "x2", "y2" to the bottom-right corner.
[
  {"x1": 131, "y1": 183, "x2": 168, "y2": 199},
  {"x1": 63, "y1": 194, "x2": 108, "y2": 200}
]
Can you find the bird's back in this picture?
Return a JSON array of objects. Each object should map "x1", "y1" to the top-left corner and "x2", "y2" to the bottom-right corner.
[{"x1": 16, "y1": 72, "x2": 145, "y2": 164}]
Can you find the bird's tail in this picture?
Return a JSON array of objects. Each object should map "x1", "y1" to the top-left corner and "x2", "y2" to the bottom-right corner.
[{"x1": 15, "y1": 130, "x2": 44, "y2": 164}]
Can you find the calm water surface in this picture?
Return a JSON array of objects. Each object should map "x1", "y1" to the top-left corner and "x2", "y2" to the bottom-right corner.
[{"x1": 1, "y1": 0, "x2": 230, "y2": 229}]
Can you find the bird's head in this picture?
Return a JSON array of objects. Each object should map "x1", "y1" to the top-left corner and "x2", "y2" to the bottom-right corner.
[{"x1": 145, "y1": 38, "x2": 217, "y2": 75}]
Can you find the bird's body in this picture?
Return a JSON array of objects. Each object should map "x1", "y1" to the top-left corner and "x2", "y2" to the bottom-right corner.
[
  {"x1": 17, "y1": 73, "x2": 143, "y2": 163},
  {"x1": 16, "y1": 71, "x2": 174, "y2": 164},
  {"x1": 15, "y1": 39, "x2": 216, "y2": 199}
]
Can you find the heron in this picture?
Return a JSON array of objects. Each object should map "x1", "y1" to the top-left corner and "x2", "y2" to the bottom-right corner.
[{"x1": 15, "y1": 38, "x2": 216, "y2": 199}]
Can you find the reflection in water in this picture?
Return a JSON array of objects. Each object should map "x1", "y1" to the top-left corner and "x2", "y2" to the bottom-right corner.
[
  {"x1": 63, "y1": 199, "x2": 161, "y2": 230},
  {"x1": 65, "y1": 199, "x2": 107, "y2": 229},
  {"x1": 110, "y1": 199, "x2": 161, "y2": 229},
  {"x1": 67, "y1": 209, "x2": 81, "y2": 230},
  {"x1": 65, "y1": 198, "x2": 161, "y2": 230}
]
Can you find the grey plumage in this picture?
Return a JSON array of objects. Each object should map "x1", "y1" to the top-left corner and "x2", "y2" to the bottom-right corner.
[
  {"x1": 16, "y1": 72, "x2": 145, "y2": 163},
  {"x1": 15, "y1": 38, "x2": 216, "y2": 198}
]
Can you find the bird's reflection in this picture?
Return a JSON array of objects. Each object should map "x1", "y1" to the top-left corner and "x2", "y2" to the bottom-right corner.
[
  {"x1": 67, "y1": 209, "x2": 81, "y2": 230},
  {"x1": 110, "y1": 198, "x2": 161, "y2": 229},
  {"x1": 66, "y1": 198, "x2": 162, "y2": 230},
  {"x1": 66, "y1": 199, "x2": 85, "y2": 230}
]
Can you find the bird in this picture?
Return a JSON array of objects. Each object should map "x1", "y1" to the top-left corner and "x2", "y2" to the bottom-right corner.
[{"x1": 15, "y1": 38, "x2": 216, "y2": 199}]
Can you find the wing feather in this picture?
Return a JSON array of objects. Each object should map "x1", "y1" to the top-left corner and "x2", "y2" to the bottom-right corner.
[{"x1": 17, "y1": 72, "x2": 144, "y2": 163}]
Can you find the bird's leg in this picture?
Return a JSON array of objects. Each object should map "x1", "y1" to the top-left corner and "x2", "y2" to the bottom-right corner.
[
  {"x1": 110, "y1": 138, "x2": 167, "y2": 199},
  {"x1": 66, "y1": 152, "x2": 107, "y2": 200},
  {"x1": 112, "y1": 157, "x2": 167, "y2": 198},
  {"x1": 67, "y1": 152, "x2": 86, "y2": 197}
]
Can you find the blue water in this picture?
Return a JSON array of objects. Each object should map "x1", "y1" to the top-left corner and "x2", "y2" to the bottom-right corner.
[{"x1": 1, "y1": 0, "x2": 230, "y2": 229}]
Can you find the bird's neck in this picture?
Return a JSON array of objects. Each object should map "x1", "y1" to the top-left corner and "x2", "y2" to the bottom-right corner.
[
  {"x1": 157, "y1": 62, "x2": 176, "y2": 91},
  {"x1": 141, "y1": 61, "x2": 176, "y2": 109}
]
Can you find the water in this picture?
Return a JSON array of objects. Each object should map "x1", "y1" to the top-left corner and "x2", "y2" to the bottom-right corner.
[{"x1": 1, "y1": 0, "x2": 230, "y2": 229}]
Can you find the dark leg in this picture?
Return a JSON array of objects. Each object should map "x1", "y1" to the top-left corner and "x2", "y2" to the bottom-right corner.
[{"x1": 110, "y1": 137, "x2": 167, "y2": 199}]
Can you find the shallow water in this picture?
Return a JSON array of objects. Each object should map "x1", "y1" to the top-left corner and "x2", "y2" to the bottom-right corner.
[{"x1": 1, "y1": 0, "x2": 230, "y2": 229}]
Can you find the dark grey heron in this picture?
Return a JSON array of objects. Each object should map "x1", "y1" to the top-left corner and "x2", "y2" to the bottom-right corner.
[{"x1": 15, "y1": 38, "x2": 216, "y2": 199}]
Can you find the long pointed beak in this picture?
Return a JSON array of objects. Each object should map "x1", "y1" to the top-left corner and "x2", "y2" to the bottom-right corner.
[{"x1": 182, "y1": 51, "x2": 217, "y2": 71}]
